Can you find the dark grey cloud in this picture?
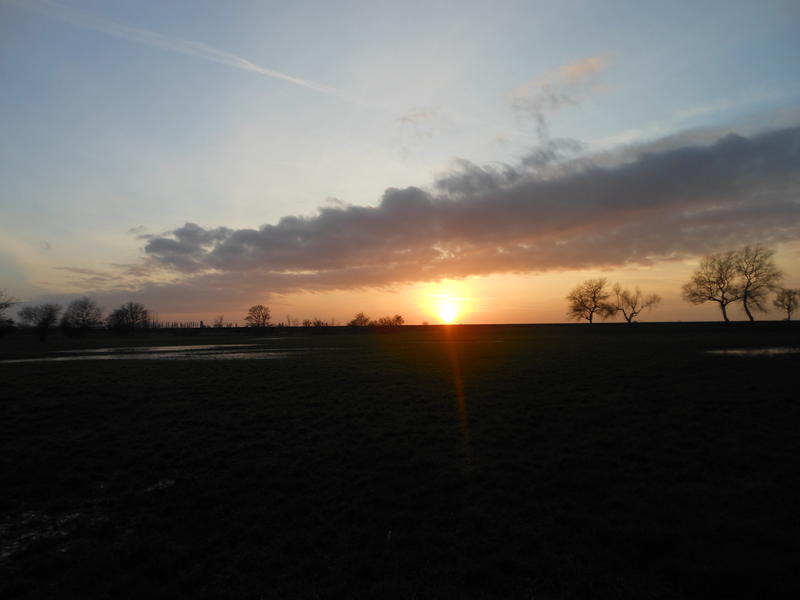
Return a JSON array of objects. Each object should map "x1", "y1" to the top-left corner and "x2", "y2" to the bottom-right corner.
[
  {"x1": 144, "y1": 223, "x2": 233, "y2": 271},
  {"x1": 132, "y1": 125, "x2": 800, "y2": 310}
]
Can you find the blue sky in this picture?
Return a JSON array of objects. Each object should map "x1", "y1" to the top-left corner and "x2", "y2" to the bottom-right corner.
[{"x1": 1, "y1": 0, "x2": 799, "y2": 323}]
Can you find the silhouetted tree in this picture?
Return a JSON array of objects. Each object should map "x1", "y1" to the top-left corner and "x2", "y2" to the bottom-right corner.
[
  {"x1": 0, "y1": 289, "x2": 16, "y2": 329},
  {"x1": 244, "y1": 305, "x2": 271, "y2": 327},
  {"x1": 773, "y1": 288, "x2": 798, "y2": 321},
  {"x1": 19, "y1": 303, "x2": 62, "y2": 341},
  {"x1": 301, "y1": 318, "x2": 313, "y2": 327},
  {"x1": 213, "y1": 315, "x2": 225, "y2": 328},
  {"x1": 682, "y1": 251, "x2": 742, "y2": 323},
  {"x1": 566, "y1": 278, "x2": 610, "y2": 324},
  {"x1": 348, "y1": 312, "x2": 371, "y2": 326},
  {"x1": 603, "y1": 283, "x2": 661, "y2": 324},
  {"x1": 735, "y1": 245, "x2": 783, "y2": 322},
  {"x1": 61, "y1": 297, "x2": 103, "y2": 332},
  {"x1": 369, "y1": 315, "x2": 404, "y2": 326},
  {"x1": 107, "y1": 302, "x2": 150, "y2": 331}
]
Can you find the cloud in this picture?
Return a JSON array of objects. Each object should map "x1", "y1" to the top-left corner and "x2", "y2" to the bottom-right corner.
[
  {"x1": 511, "y1": 54, "x2": 610, "y2": 138},
  {"x1": 55, "y1": 266, "x2": 116, "y2": 286},
  {"x1": 673, "y1": 87, "x2": 789, "y2": 122},
  {"x1": 397, "y1": 109, "x2": 436, "y2": 125},
  {"x1": 558, "y1": 55, "x2": 609, "y2": 82},
  {"x1": 16, "y1": 0, "x2": 341, "y2": 97},
  {"x1": 121, "y1": 124, "x2": 800, "y2": 311}
]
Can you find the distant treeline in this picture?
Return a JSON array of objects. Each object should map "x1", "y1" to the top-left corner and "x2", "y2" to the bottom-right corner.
[
  {"x1": 0, "y1": 295, "x2": 408, "y2": 341},
  {"x1": 241, "y1": 305, "x2": 405, "y2": 329}
]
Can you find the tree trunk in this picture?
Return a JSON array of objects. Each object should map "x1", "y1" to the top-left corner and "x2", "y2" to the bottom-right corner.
[
  {"x1": 720, "y1": 302, "x2": 730, "y2": 323},
  {"x1": 742, "y1": 290, "x2": 755, "y2": 322}
]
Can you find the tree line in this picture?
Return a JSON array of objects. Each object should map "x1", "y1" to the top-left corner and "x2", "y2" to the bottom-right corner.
[
  {"x1": 3, "y1": 299, "x2": 152, "y2": 340},
  {"x1": 566, "y1": 244, "x2": 797, "y2": 323},
  {"x1": 241, "y1": 305, "x2": 405, "y2": 328},
  {"x1": 0, "y1": 295, "x2": 409, "y2": 340}
]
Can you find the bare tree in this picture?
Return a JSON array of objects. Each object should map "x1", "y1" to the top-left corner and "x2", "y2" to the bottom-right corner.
[
  {"x1": 348, "y1": 312, "x2": 371, "y2": 326},
  {"x1": 566, "y1": 278, "x2": 610, "y2": 324},
  {"x1": 735, "y1": 245, "x2": 783, "y2": 322},
  {"x1": 213, "y1": 315, "x2": 225, "y2": 328},
  {"x1": 0, "y1": 289, "x2": 16, "y2": 328},
  {"x1": 61, "y1": 297, "x2": 103, "y2": 332},
  {"x1": 19, "y1": 303, "x2": 62, "y2": 341},
  {"x1": 603, "y1": 283, "x2": 661, "y2": 324},
  {"x1": 107, "y1": 302, "x2": 150, "y2": 331},
  {"x1": 244, "y1": 305, "x2": 271, "y2": 328},
  {"x1": 681, "y1": 251, "x2": 742, "y2": 323},
  {"x1": 773, "y1": 288, "x2": 799, "y2": 321}
]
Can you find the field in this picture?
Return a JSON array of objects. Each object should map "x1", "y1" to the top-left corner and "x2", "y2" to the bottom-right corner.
[{"x1": 1, "y1": 323, "x2": 799, "y2": 599}]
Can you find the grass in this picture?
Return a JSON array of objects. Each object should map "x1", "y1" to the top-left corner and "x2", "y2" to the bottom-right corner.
[{"x1": 1, "y1": 323, "x2": 799, "y2": 599}]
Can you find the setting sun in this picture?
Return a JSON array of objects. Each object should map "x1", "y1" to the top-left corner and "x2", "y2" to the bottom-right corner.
[
  {"x1": 438, "y1": 301, "x2": 459, "y2": 324},
  {"x1": 422, "y1": 280, "x2": 473, "y2": 324}
]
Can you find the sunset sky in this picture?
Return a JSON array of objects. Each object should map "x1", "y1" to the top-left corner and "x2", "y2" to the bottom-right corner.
[{"x1": 2, "y1": 0, "x2": 799, "y2": 324}]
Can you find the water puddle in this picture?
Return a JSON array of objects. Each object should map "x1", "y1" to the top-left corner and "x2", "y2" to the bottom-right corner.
[
  {"x1": 0, "y1": 348, "x2": 293, "y2": 364},
  {"x1": 0, "y1": 344, "x2": 342, "y2": 364},
  {"x1": 706, "y1": 347, "x2": 800, "y2": 356},
  {"x1": 57, "y1": 344, "x2": 256, "y2": 354}
]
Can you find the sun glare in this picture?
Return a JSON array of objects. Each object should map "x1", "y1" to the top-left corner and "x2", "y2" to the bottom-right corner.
[
  {"x1": 422, "y1": 280, "x2": 473, "y2": 324},
  {"x1": 438, "y1": 302, "x2": 459, "y2": 324}
]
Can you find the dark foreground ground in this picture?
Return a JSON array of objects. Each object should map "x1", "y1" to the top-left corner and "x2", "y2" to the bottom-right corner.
[{"x1": 1, "y1": 323, "x2": 799, "y2": 599}]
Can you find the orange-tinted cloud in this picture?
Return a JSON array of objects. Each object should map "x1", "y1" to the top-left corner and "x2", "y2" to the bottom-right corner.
[{"x1": 120, "y1": 125, "x2": 800, "y2": 312}]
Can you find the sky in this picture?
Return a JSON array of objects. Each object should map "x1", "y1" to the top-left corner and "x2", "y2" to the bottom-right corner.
[{"x1": 1, "y1": 0, "x2": 799, "y2": 325}]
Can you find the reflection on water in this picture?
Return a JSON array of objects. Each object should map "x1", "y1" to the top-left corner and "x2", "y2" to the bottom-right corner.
[
  {"x1": 706, "y1": 347, "x2": 800, "y2": 356},
  {"x1": 0, "y1": 347, "x2": 305, "y2": 364},
  {"x1": 57, "y1": 344, "x2": 257, "y2": 354}
]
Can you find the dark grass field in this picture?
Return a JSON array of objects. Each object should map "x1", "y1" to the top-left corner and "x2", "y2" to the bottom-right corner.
[{"x1": 1, "y1": 323, "x2": 799, "y2": 599}]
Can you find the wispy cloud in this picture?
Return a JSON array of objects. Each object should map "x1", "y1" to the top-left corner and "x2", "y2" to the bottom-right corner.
[
  {"x1": 397, "y1": 109, "x2": 436, "y2": 125},
  {"x1": 15, "y1": 0, "x2": 342, "y2": 97},
  {"x1": 511, "y1": 54, "x2": 611, "y2": 139},
  {"x1": 673, "y1": 87, "x2": 790, "y2": 122}
]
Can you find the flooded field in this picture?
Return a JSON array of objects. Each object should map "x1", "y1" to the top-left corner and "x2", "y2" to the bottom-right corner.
[
  {"x1": 0, "y1": 342, "x2": 338, "y2": 364},
  {"x1": 2, "y1": 323, "x2": 799, "y2": 599},
  {"x1": 706, "y1": 347, "x2": 800, "y2": 356}
]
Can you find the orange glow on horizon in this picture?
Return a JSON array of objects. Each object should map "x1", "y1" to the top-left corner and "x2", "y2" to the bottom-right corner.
[
  {"x1": 438, "y1": 302, "x2": 459, "y2": 324},
  {"x1": 422, "y1": 280, "x2": 473, "y2": 324}
]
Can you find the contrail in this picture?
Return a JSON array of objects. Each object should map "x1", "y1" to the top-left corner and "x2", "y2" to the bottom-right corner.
[{"x1": 12, "y1": 0, "x2": 342, "y2": 97}]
